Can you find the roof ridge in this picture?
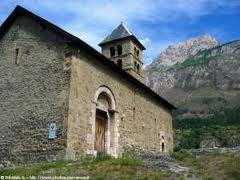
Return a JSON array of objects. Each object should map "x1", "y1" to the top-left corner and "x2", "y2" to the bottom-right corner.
[
  {"x1": 120, "y1": 22, "x2": 133, "y2": 36},
  {"x1": 99, "y1": 22, "x2": 145, "y2": 50},
  {"x1": 0, "y1": 5, "x2": 175, "y2": 110}
]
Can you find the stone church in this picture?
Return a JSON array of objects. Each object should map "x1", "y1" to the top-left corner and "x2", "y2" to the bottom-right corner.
[{"x1": 0, "y1": 6, "x2": 175, "y2": 166}]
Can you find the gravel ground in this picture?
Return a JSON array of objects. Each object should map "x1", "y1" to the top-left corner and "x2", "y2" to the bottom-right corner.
[{"x1": 140, "y1": 152, "x2": 199, "y2": 179}]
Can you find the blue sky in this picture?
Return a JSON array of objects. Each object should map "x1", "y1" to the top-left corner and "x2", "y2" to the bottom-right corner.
[{"x1": 0, "y1": 0, "x2": 240, "y2": 65}]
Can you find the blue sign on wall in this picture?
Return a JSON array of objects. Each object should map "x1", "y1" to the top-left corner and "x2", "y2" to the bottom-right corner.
[{"x1": 49, "y1": 122, "x2": 57, "y2": 139}]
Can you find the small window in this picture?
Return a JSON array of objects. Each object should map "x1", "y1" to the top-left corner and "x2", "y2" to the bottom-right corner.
[
  {"x1": 117, "y1": 59, "x2": 122, "y2": 68},
  {"x1": 15, "y1": 48, "x2": 19, "y2": 65},
  {"x1": 161, "y1": 142, "x2": 165, "y2": 152},
  {"x1": 117, "y1": 45, "x2": 122, "y2": 55},
  {"x1": 134, "y1": 47, "x2": 137, "y2": 55},
  {"x1": 137, "y1": 64, "x2": 140, "y2": 73},
  {"x1": 136, "y1": 50, "x2": 139, "y2": 57},
  {"x1": 134, "y1": 61, "x2": 137, "y2": 70},
  {"x1": 110, "y1": 47, "x2": 115, "y2": 57}
]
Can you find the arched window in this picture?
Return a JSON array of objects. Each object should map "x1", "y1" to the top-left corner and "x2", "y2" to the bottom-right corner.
[
  {"x1": 136, "y1": 64, "x2": 140, "y2": 73},
  {"x1": 134, "y1": 61, "x2": 137, "y2": 70},
  {"x1": 134, "y1": 47, "x2": 137, "y2": 56},
  {"x1": 110, "y1": 47, "x2": 115, "y2": 57},
  {"x1": 136, "y1": 50, "x2": 139, "y2": 57},
  {"x1": 117, "y1": 45, "x2": 122, "y2": 55},
  {"x1": 117, "y1": 59, "x2": 122, "y2": 68}
]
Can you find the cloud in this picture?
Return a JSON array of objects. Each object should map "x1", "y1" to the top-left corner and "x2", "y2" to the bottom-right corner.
[
  {"x1": 140, "y1": 37, "x2": 151, "y2": 46},
  {"x1": 0, "y1": 0, "x2": 239, "y2": 63},
  {"x1": 10, "y1": 0, "x2": 239, "y2": 26}
]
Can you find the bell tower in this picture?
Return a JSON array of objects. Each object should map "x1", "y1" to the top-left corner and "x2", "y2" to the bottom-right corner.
[{"x1": 99, "y1": 23, "x2": 145, "y2": 82}]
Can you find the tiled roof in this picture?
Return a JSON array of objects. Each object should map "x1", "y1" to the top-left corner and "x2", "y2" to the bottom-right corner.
[{"x1": 99, "y1": 22, "x2": 145, "y2": 50}]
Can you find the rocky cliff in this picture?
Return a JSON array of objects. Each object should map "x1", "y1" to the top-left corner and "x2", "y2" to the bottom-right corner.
[
  {"x1": 146, "y1": 36, "x2": 240, "y2": 117},
  {"x1": 148, "y1": 35, "x2": 219, "y2": 67}
]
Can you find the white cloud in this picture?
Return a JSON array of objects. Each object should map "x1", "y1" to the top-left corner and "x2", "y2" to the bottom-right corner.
[
  {"x1": 13, "y1": 0, "x2": 238, "y2": 26},
  {"x1": 140, "y1": 37, "x2": 151, "y2": 46},
  {"x1": 1, "y1": 0, "x2": 239, "y2": 61}
]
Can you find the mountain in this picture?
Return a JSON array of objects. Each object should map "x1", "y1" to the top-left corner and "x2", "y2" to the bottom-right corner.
[
  {"x1": 148, "y1": 35, "x2": 219, "y2": 67},
  {"x1": 146, "y1": 36, "x2": 240, "y2": 149},
  {"x1": 146, "y1": 36, "x2": 240, "y2": 118}
]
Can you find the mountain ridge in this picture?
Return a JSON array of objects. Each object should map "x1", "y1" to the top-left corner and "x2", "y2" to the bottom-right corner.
[
  {"x1": 147, "y1": 34, "x2": 219, "y2": 68},
  {"x1": 146, "y1": 36, "x2": 240, "y2": 117}
]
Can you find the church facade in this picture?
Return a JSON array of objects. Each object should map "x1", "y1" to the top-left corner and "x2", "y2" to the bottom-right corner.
[{"x1": 0, "y1": 6, "x2": 175, "y2": 166}]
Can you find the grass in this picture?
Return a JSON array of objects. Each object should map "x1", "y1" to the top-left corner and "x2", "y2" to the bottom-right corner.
[
  {"x1": 0, "y1": 161, "x2": 67, "y2": 176},
  {"x1": 170, "y1": 150, "x2": 193, "y2": 161},
  {"x1": 2, "y1": 152, "x2": 240, "y2": 179},
  {"x1": 0, "y1": 155, "x2": 181, "y2": 180},
  {"x1": 170, "y1": 151, "x2": 240, "y2": 180}
]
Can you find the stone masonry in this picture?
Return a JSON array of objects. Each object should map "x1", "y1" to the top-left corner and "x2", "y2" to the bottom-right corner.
[
  {"x1": 0, "y1": 6, "x2": 174, "y2": 166},
  {"x1": 0, "y1": 15, "x2": 70, "y2": 166},
  {"x1": 66, "y1": 53, "x2": 173, "y2": 159}
]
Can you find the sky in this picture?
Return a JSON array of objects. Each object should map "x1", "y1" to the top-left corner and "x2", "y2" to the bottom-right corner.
[{"x1": 0, "y1": 0, "x2": 240, "y2": 65}]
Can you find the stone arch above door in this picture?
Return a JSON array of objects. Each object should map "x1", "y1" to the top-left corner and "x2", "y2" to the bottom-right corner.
[
  {"x1": 94, "y1": 86, "x2": 116, "y2": 111},
  {"x1": 87, "y1": 85, "x2": 119, "y2": 157}
]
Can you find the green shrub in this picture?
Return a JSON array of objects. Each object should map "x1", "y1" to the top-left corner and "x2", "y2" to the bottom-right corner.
[
  {"x1": 173, "y1": 106, "x2": 240, "y2": 149},
  {"x1": 223, "y1": 154, "x2": 240, "y2": 179},
  {"x1": 174, "y1": 106, "x2": 240, "y2": 130},
  {"x1": 170, "y1": 150, "x2": 192, "y2": 161},
  {"x1": 83, "y1": 154, "x2": 141, "y2": 167},
  {"x1": 111, "y1": 156, "x2": 141, "y2": 166},
  {"x1": 89, "y1": 154, "x2": 112, "y2": 163}
]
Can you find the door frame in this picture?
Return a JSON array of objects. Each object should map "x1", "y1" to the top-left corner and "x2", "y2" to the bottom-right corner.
[
  {"x1": 94, "y1": 109, "x2": 108, "y2": 155},
  {"x1": 88, "y1": 86, "x2": 119, "y2": 157}
]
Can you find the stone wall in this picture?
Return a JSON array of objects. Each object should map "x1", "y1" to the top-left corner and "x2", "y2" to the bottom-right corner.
[
  {"x1": 101, "y1": 39, "x2": 144, "y2": 82},
  {"x1": 0, "y1": 15, "x2": 70, "y2": 166},
  {"x1": 0, "y1": 12, "x2": 173, "y2": 165},
  {"x1": 66, "y1": 49, "x2": 173, "y2": 159},
  {"x1": 101, "y1": 39, "x2": 133, "y2": 72}
]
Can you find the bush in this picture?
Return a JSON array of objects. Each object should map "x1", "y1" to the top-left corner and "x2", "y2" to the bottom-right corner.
[
  {"x1": 170, "y1": 150, "x2": 192, "y2": 161},
  {"x1": 84, "y1": 154, "x2": 141, "y2": 166},
  {"x1": 173, "y1": 106, "x2": 240, "y2": 149},
  {"x1": 94, "y1": 154, "x2": 112, "y2": 162},
  {"x1": 223, "y1": 154, "x2": 240, "y2": 179},
  {"x1": 173, "y1": 106, "x2": 240, "y2": 130},
  {"x1": 111, "y1": 156, "x2": 141, "y2": 166}
]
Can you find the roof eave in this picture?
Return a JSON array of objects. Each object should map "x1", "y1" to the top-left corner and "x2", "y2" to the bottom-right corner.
[
  {"x1": 0, "y1": 5, "x2": 175, "y2": 111},
  {"x1": 99, "y1": 35, "x2": 146, "y2": 50}
]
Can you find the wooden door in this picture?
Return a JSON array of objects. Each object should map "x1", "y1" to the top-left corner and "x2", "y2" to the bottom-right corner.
[{"x1": 94, "y1": 116, "x2": 107, "y2": 154}]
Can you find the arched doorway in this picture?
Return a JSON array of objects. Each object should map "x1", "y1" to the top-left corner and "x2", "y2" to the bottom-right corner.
[
  {"x1": 90, "y1": 86, "x2": 118, "y2": 157},
  {"x1": 95, "y1": 109, "x2": 108, "y2": 155}
]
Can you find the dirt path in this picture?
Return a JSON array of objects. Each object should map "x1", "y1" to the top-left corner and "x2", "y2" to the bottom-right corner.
[{"x1": 141, "y1": 153, "x2": 199, "y2": 179}]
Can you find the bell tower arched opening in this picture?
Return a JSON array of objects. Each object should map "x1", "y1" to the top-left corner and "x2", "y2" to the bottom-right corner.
[{"x1": 99, "y1": 23, "x2": 145, "y2": 82}]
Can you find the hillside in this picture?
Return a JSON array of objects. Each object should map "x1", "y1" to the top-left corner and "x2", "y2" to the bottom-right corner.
[
  {"x1": 1, "y1": 151, "x2": 240, "y2": 180},
  {"x1": 146, "y1": 37, "x2": 240, "y2": 118},
  {"x1": 173, "y1": 105, "x2": 240, "y2": 149},
  {"x1": 146, "y1": 36, "x2": 240, "y2": 149},
  {"x1": 0, "y1": 155, "x2": 186, "y2": 179}
]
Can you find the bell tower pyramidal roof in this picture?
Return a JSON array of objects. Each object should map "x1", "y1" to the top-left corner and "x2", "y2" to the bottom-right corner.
[{"x1": 99, "y1": 22, "x2": 145, "y2": 50}]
